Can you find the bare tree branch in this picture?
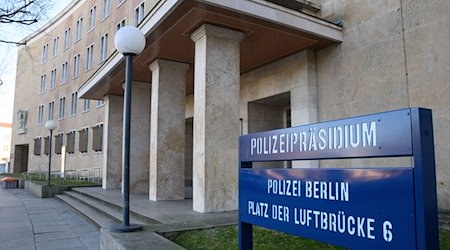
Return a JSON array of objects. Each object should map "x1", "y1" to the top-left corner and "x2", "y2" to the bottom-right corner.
[
  {"x1": 0, "y1": 0, "x2": 52, "y2": 45},
  {"x1": 0, "y1": 39, "x2": 26, "y2": 45},
  {"x1": 0, "y1": 0, "x2": 50, "y2": 26}
]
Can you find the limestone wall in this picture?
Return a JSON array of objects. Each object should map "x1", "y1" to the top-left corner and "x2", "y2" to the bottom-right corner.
[{"x1": 316, "y1": 0, "x2": 450, "y2": 210}]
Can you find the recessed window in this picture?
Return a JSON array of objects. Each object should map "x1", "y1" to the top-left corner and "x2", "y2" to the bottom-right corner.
[
  {"x1": 42, "y1": 44, "x2": 48, "y2": 63},
  {"x1": 64, "y1": 28, "x2": 71, "y2": 49},
  {"x1": 55, "y1": 133, "x2": 64, "y2": 155},
  {"x1": 89, "y1": 6, "x2": 96, "y2": 30},
  {"x1": 73, "y1": 54, "x2": 80, "y2": 78},
  {"x1": 33, "y1": 137, "x2": 42, "y2": 156},
  {"x1": 83, "y1": 99, "x2": 90, "y2": 112},
  {"x1": 52, "y1": 37, "x2": 59, "y2": 57},
  {"x1": 61, "y1": 62, "x2": 68, "y2": 84},
  {"x1": 92, "y1": 124, "x2": 103, "y2": 152},
  {"x1": 44, "y1": 136, "x2": 50, "y2": 155},
  {"x1": 79, "y1": 128, "x2": 89, "y2": 153},
  {"x1": 100, "y1": 33, "x2": 108, "y2": 62},
  {"x1": 66, "y1": 131, "x2": 76, "y2": 154},
  {"x1": 48, "y1": 101, "x2": 55, "y2": 120},
  {"x1": 86, "y1": 44, "x2": 94, "y2": 71},
  {"x1": 117, "y1": 0, "x2": 126, "y2": 6},
  {"x1": 40, "y1": 74, "x2": 46, "y2": 94},
  {"x1": 59, "y1": 97, "x2": 66, "y2": 119},
  {"x1": 97, "y1": 100, "x2": 105, "y2": 108},
  {"x1": 50, "y1": 68, "x2": 57, "y2": 89},
  {"x1": 134, "y1": 2, "x2": 145, "y2": 26},
  {"x1": 116, "y1": 19, "x2": 125, "y2": 31},
  {"x1": 102, "y1": 0, "x2": 110, "y2": 19},
  {"x1": 37, "y1": 105, "x2": 44, "y2": 125},
  {"x1": 75, "y1": 17, "x2": 83, "y2": 41},
  {"x1": 71, "y1": 92, "x2": 78, "y2": 116}
]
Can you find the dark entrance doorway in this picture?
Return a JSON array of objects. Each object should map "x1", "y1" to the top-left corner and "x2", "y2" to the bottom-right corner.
[
  {"x1": 248, "y1": 92, "x2": 291, "y2": 168},
  {"x1": 13, "y1": 144, "x2": 29, "y2": 173}
]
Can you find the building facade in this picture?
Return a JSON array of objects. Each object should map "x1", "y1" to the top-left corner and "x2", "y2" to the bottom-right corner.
[
  {"x1": 0, "y1": 123, "x2": 12, "y2": 172},
  {"x1": 11, "y1": 0, "x2": 450, "y2": 213}
]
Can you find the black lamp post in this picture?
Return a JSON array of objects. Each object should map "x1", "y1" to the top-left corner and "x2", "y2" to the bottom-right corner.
[
  {"x1": 45, "y1": 120, "x2": 57, "y2": 186},
  {"x1": 112, "y1": 26, "x2": 146, "y2": 232}
]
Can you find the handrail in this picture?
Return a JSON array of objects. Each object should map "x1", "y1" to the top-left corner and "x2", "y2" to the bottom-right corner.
[{"x1": 22, "y1": 167, "x2": 102, "y2": 184}]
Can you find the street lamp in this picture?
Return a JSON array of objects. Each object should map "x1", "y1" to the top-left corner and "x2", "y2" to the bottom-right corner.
[
  {"x1": 112, "y1": 26, "x2": 146, "y2": 232},
  {"x1": 45, "y1": 120, "x2": 57, "y2": 186}
]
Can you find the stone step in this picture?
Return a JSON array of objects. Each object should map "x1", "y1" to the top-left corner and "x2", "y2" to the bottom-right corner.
[
  {"x1": 62, "y1": 191, "x2": 146, "y2": 226},
  {"x1": 55, "y1": 194, "x2": 118, "y2": 229},
  {"x1": 439, "y1": 211, "x2": 450, "y2": 230},
  {"x1": 71, "y1": 188, "x2": 160, "y2": 225}
]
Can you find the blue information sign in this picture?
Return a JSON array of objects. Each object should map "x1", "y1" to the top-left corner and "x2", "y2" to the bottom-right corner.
[
  {"x1": 238, "y1": 108, "x2": 439, "y2": 250},
  {"x1": 240, "y1": 168, "x2": 415, "y2": 249}
]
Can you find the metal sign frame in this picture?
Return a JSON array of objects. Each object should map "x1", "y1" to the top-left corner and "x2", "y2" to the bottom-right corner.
[{"x1": 238, "y1": 108, "x2": 439, "y2": 249}]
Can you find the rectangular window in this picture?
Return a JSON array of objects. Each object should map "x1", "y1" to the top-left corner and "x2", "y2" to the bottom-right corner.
[
  {"x1": 86, "y1": 44, "x2": 94, "y2": 71},
  {"x1": 55, "y1": 133, "x2": 63, "y2": 155},
  {"x1": 134, "y1": 2, "x2": 145, "y2": 26},
  {"x1": 61, "y1": 62, "x2": 68, "y2": 84},
  {"x1": 66, "y1": 131, "x2": 75, "y2": 154},
  {"x1": 89, "y1": 6, "x2": 96, "y2": 30},
  {"x1": 43, "y1": 136, "x2": 49, "y2": 155},
  {"x1": 34, "y1": 137, "x2": 42, "y2": 156},
  {"x1": 73, "y1": 54, "x2": 80, "y2": 78},
  {"x1": 92, "y1": 124, "x2": 103, "y2": 152},
  {"x1": 116, "y1": 19, "x2": 125, "y2": 31},
  {"x1": 83, "y1": 99, "x2": 90, "y2": 112},
  {"x1": 48, "y1": 101, "x2": 55, "y2": 120},
  {"x1": 42, "y1": 44, "x2": 48, "y2": 63},
  {"x1": 79, "y1": 128, "x2": 88, "y2": 153},
  {"x1": 102, "y1": 0, "x2": 110, "y2": 19},
  {"x1": 52, "y1": 37, "x2": 59, "y2": 57},
  {"x1": 96, "y1": 100, "x2": 105, "y2": 108},
  {"x1": 64, "y1": 28, "x2": 71, "y2": 49},
  {"x1": 50, "y1": 68, "x2": 57, "y2": 89},
  {"x1": 37, "y1": 105, "x2": 44, "y2": 125},
  {"x1": 117, "y1": 0, "x2": 125, "y2": 6},
  {"x1": 76, "y1": 17, "x2": 83, "y2": 41},
  {"x1": 100, "y1": 33, "x2": 108, "y2": 62},
  {"x1": 71, "y1": 92, "x2": 78, "y2": 116},
  {"x1": 40, "y1": 74, "x2": 46, "y2": 94},
  {"x1": 59, "y1": 97, "x2": 65, "y2": 119}
]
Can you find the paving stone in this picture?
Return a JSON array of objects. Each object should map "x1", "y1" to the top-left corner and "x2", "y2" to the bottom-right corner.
[
  {"x1": 0, "y1": 190, "x2": 101, "y2": 250},
  {"x1": 33, "y1": 224, "x2": 72, "y2": 234},
  {"x1": 35, "y1": 230, "x2": 79, "y2": 242},
  {"x1": 36, "y1": 238, "x2": 86, "y2": 250}
]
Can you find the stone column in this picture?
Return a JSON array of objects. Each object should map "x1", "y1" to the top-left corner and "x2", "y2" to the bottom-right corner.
[
  {"x1": 191, "y1": 24, "x2": 244, "y2": 213},
  {"x1": 148, "y1": 59, "x2": 189, "y2": 200},
  {"x1": 291, "y1": 50, "x2": 319, "y2": 168},
  {"x1": 129, "y1": 82, "x2": 151, "y2": 193},
  {"x1": 103, "y1": 95, "x2": 123, "y2": 189},
  {"x1": 103, "y1": 82, "x2": 151, "y2": 193}
]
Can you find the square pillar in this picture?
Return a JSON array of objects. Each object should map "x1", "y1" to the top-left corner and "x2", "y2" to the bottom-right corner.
[
  {"x1": 149, "y1": 59, "x2": 189, "y2": 200},
  {"x1": 103, "y1": 95, "x2": 123, "y2": 189},
  {"x1": 129, "y1": 82, "x2": 151, "y2": 193},
  {"x1": 191, "y1": 24, "x2": 244, "y2": 212},
  {"x1": 103, "y1": 81, "x2": 151, "y2": 193},
  {"x1": 291, "y1": 50, "x2": 319, "y2": 168}
]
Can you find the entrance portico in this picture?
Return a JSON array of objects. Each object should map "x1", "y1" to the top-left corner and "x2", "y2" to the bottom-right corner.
[{"x1": 78, "y1": 0, "x2": 342, "y2": 213}]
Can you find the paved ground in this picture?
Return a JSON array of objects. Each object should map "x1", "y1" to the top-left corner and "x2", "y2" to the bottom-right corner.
[{"x1": 0, "y1": 189, "x2": 100, "y2": 250}]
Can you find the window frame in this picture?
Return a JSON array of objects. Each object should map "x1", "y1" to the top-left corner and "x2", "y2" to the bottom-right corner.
[
  {"x1": 88, "y1": 5, "x2": 97, "y2": 31},
  {"x1": 59, "y1": 96, "x2": 66, "y2": 120},
  {"x1": 64, "y1": 27, "x2": 71, "y2": 49}
]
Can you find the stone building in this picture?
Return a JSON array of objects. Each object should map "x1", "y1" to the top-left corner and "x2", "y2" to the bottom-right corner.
[
  {"x1": 0, "y1": 123, "x2": 12, "y2": 172},
  {"x1": 11, "y1": 0, "x2": 450, "y2": 213}
]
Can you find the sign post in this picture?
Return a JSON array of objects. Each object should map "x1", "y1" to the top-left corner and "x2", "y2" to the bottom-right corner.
[{"x1": 238, "y1": 108, "x2": 439, "y2": 249}]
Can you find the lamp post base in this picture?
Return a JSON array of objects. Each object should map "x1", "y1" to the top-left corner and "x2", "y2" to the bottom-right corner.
[{"x1": 110, "y1": 223, "x2": 143, "y2": 233}]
